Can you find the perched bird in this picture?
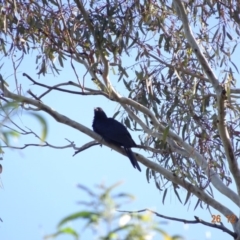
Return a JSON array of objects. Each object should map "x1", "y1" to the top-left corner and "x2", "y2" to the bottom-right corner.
[{"x1": 92, "y1": 107, "x2": 141, "y2": 172}]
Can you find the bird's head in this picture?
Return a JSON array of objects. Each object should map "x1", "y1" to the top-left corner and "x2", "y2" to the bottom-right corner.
[{"x1": 94, "y1": 107, "x2": 107, "y2": 119}]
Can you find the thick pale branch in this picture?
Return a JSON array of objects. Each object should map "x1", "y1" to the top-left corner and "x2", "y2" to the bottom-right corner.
[
  {"x1": 137, "y1": 153, "x2": 237, "y2": 230},
  {"x1": 173, "y1": 0, "x2": 219, "y2": 89},
  {"x1": 173, "y1": 0, "x2": 240, "y2": 205},
  {"x1": 119, "y1": 99, "x2": 240, "y2": 207},
  {"x1": 73, "y1": 1, "x2": 117, "y2": 97},
  {"x1": 74, "y1": 0, "x2": 94, "y2": 35},
  {"x1": 217, "y1": 95, "x2": 240, "y2": 214}
]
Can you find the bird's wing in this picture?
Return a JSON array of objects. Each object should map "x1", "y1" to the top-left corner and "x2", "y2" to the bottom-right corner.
[{"x1": 94, "y1": 118, "x2": 136, "y2": 147}]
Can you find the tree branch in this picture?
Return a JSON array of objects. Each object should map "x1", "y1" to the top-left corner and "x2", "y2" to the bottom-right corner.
[
  {"x1": 119, "y1": 99, "x2": 240, "y2": 208},
  {"x1": 117, "y1": 209, "x2": 237, "y2": 238},
  {"x1": 23, "y1": 73, "x2": 109, "y2": 99},
  {"x1": 173, "y1": 0, "x2": 240, "y2": 210},
  {"x1": 0, "y1": 78, "x2": 238, "y2": 231},
  {"x1": 73, "y1": 141, "x2": 101, "y2": 156}
]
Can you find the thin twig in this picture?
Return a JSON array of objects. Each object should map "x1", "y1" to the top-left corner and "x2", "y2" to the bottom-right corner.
[{"x1": 117, "y1": 209, "x2": 237, "y2": 238}]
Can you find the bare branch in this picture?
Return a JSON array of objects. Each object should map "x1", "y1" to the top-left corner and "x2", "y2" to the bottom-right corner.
[
  {"x1": 117, "y1": 209, "x2": 237, "y2": 238},
  {"x1": 22, "y1": 73, "x2": 109, "y2": 99},
  {"x1": 73, "y1": 141, "x2": 101, "y2": 156},
  {"x1": 1, "y1": 127, "x2": 77, "y2": 150}
]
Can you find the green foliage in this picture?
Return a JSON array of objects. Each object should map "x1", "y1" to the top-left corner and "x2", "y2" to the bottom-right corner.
[
  {"x1": 0, "y1": 0, "x2": 240, "y2": 228},
  {"x1": 28, "y1": 112, "x2": 48, "y2": 142},
  {"x1": 0, "y1": 100, "x2": 48, "y2": 145},
  {"x1": 44, "y1": 182, "x2": 183, "y2": 240},
  {"x1": 0, "y1": 79, "x2": 48, "y2": 157}
]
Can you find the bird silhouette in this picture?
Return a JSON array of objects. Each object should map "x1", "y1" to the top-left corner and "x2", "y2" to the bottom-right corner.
[{"x1": 92, "y1": 107, "x2": 141, "y2": 172}]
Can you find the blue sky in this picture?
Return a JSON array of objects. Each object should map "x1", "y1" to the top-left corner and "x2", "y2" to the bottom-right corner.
[{"x1": 0, "y1": 29, "x2": 239, "y2": 240}]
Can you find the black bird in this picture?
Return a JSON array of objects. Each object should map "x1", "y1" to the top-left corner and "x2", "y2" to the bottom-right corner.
[{"x1": 92, "y1": 107, "x2": 141, "y2": 172}]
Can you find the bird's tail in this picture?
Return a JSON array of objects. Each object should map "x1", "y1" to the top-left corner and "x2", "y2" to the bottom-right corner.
[{"x1": 124, "y1": 148, "x2": 141, "y2": 172}]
